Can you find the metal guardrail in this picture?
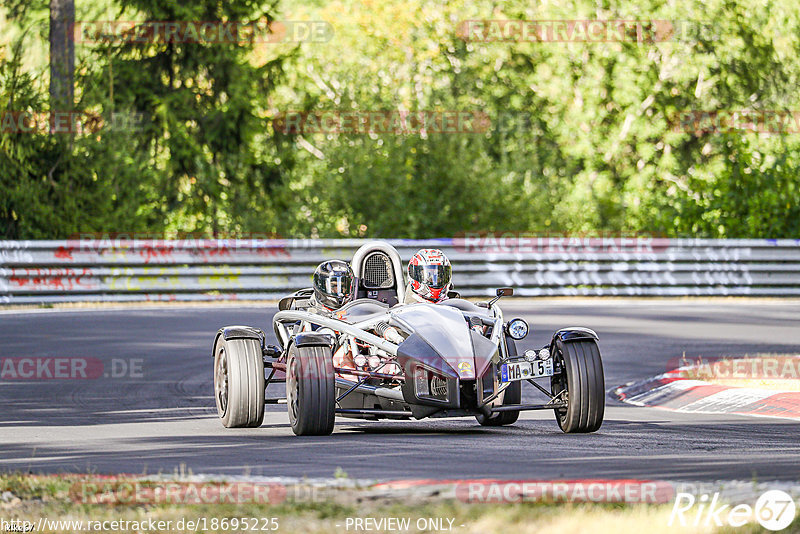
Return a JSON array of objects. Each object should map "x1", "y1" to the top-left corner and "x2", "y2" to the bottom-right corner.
[{"x1": 2, "y1": 238, "x2": 800, "y2": 304}]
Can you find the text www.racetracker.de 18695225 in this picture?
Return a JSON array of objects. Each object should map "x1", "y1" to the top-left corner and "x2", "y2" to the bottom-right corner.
[{"x1": 0, "y1": 517, "x2": 280, "y2": 532}]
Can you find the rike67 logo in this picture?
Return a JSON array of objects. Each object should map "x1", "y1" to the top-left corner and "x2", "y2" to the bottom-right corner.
[{"x1": 670, "y1": 489, "x2": 796, "y2": 531}]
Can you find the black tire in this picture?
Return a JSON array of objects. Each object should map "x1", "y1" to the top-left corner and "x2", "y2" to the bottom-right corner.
[
  {"x1": 476, "y1": 336, "x2": 521, "y2": 426},
  {"x1": 476, "y1": 380, "x2": 521, "y2": 426},
  {"x1": 286, "y1": 344, "x2": 335, "y2": 436},
  {"x1": 550, "y1": 339, "x2": 604, "y2": 433},
  {"x1": 214, "y1": 336, "x2": 265, "y2": 428}
]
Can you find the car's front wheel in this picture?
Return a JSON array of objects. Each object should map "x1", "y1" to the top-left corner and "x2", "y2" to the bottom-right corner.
[
  {"x1": 551, "y1": 339, "x2": 604, "y2": 433},
  {"x1": 286, "y1": 343, "x2": 336, "y2": 436},
  {"x1": 214, "y1": 336, "x2": 265, "y2": 428}
]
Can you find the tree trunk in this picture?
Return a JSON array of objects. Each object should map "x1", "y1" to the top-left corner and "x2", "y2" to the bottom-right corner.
[{"x1": 49, "y1": 0, "x2": 75, "y2": 111}]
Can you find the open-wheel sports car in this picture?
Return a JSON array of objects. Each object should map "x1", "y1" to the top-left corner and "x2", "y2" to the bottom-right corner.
[{"x1": 212, "y1": 241, "x2": 605, "y2": 435}]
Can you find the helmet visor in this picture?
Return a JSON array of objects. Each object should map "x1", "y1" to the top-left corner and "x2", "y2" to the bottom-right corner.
[
  {"x1": 316, "y1": 272, "x2": 354, "y2": 301},
  {"x1": 409, "y1": 264, "x2": 452, "y2": 289}
]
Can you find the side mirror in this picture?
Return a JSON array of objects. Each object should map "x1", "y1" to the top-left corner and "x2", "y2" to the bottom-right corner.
[
  {"x1": 496, "y1": 287, "x2": 514, "y2": 297},
  {"x1": 489, "y1": 287, "x2": 514, "y2": 306}
]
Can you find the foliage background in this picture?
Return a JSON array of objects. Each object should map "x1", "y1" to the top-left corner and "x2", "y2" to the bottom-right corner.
[{"x1": 2, "y1": 0, "x2": 800, "y2": 239}]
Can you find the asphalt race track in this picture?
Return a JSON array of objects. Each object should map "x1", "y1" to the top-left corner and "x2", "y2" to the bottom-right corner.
[{"x1": 2, "y1": 300, "x2": 800, "y2": 482}]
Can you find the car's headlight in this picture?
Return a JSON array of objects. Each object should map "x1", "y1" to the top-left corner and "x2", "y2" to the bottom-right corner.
[
  {"x1": 524, "y1": 349, "x2": 537, "y2": 362},
  {"x1": 537, "y1": 348, "x2": 551, "y2": 360},
  {"x1": 506, "y1": 318, "x2": 529, "y2": 340}
]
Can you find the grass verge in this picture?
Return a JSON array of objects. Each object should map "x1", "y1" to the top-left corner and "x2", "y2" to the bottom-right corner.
[{"x1": 2, "y1": 474, "x2": 796, "y2": 533}]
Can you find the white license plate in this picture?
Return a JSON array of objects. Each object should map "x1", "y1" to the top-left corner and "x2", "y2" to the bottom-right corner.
[{"x1": 501, "y1": 359, "x2": 554, "y2": 382}]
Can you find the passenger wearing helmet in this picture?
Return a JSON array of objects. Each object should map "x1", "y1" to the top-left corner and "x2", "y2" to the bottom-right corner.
[
  {"x1": 405, "y1": 248, "x2": 452, "y2": 304},
  {"x1": 312, "y1": 260, "x2": 356, "y2": 312}
]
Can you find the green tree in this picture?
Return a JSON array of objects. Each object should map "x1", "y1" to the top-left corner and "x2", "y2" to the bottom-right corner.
[{"x1": 84, "y1": 0, "x2": 288, "y2": 235}]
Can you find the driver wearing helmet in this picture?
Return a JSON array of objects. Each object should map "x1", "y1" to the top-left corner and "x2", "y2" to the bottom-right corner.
[
  {"x1": 310, "y1": 260, "x2": 361, "y2": 378},
  {"x1": 311, "y1": 260, "x2": 356, "y2": 313},
  {"x1": 405, "y1": 248, "x2": 452, "y2": 304}
]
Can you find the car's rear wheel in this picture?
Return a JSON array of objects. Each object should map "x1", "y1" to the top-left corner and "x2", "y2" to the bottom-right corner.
[
  {"x1": 214, "y1": 336, "x2": 265, "y2": 428},
  {"x1": 550, "y1": 339, "x2": 604, "y2": 433},
  {"x1": 286, "y1": 343, "x2": 336, "y2": 436},
  {"x1": 476, "y1": 336, "x2": 521, "y2": 426}
]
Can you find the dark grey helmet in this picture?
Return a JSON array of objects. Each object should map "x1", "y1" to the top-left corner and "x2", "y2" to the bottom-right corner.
[{"x1": 312, "y1": 260, "x2": 356, "y2": 310}]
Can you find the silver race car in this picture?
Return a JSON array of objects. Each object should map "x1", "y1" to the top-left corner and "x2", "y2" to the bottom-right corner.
[{"x1": 213, "y1": 242, "x2": 604, "y2": 435}]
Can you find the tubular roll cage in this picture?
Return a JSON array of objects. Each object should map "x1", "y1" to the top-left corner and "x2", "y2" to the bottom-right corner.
[
  {"x1": 273, "y1": 307, "x2": 514, "y2": 411},
  {"x1": 268, "y1": 307, "x2": 572, "y2": 416}
]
